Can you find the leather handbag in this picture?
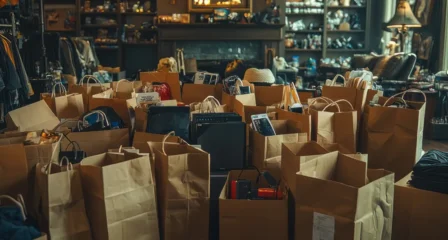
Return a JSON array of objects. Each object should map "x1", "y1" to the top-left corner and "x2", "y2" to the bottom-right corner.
[{"x1": 59, "y1": 139, "x2": 86, "y2": 164}]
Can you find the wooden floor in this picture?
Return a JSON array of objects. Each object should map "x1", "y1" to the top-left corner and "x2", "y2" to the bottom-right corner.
[{"x1": 423, "y1": 139, "x2": 448, "y2": 152}]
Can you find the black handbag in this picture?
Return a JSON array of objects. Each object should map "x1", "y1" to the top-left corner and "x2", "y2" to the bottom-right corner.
[{"x1": 59, "y1": 138, "x2": 86, "y2": 165}]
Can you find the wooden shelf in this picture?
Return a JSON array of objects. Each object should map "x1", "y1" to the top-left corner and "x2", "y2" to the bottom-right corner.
[
  {"x1": 81, "y1": 12, "x2": 117, "y2": 16},
  {"x1": 125, "y1": 28, "x2": 158, "y2": 32},
  {"x1": 327, "y1": 30, "x2": 365, "y2": 33},
  {"x1": 327, "y1": 5, "x2": 366, "y2": 9},
  {"x1": 45, "y1": 29, "x2": 76, "y2": 32},
  {"x1": 82, "y1": 24, "x2": 118, "y2": 28},
  {"x1": 157, "y1": 23, "x2": 285, "y2": 29},
  {"x1": 286, "y1": 6, "x2": 324, "y2": 9},
  {"x1": 286, "y1": 30, "x2": 322, "y2": 33},
  {"x1": 286, "y1": 13, "x2": 324, "y2": 16},
  {"x1": 95, "y1": 47, "x2": 119, "y2": 51},
  {"x1": 121, "y1": 12, "x2": 157, "y2": 16},
  {"x1": 122, "y1": 42, "x2": 157, "y2": 46},
  {"x1": 326, "y1": 48, "x2": 368, "y2": 52},
  {"x1": 285, "y1": 48, "x2": 322, "y2": 52}
]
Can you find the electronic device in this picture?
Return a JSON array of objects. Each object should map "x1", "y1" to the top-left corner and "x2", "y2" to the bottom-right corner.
[
  {"x1": 191, "y1": 113, "x2": 242, "y2": 143},
  {"x1": 210, "y1": 171, "x2": 229, "y2": 240},
  {"x1": 229, "y1": 170, "x2": 282, "y2": 200},
  {"x1": 194, "y1": 72, "x2": 219, "y2": 85},
  {"x1": 239, "y1": 86, "x2": 251, "y2": 94},
  {"x1": 196, "y1": 122, "x2": 246, "y2": 170},
  {"x1": 251, "y1": 114, "x2": 276, "y2": 136},
  {"x1": 146, "y1": 106, "x2": 190, "y2": 142}
]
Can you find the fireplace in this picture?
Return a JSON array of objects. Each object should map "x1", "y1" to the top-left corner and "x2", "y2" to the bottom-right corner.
[
  {"x1": 157, "y1": 23, "x2": 284, "y2": 75},
  {"x1": 188, "y1": 0, "x2": 252, "y2": 12}
]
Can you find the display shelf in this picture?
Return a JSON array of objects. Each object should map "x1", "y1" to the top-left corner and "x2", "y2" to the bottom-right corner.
[
  {"x1": 81, "y1": 24, "x2": 118, "y2": 28},
  {"x1": 326, "y1": 48, "x2": 368, "y2": 52},
  {"x1": 121, "y1": 12, "x2": 157, "y2": 16},
  {"x1": 285, "y1": 48, "x2": 322, "y2": 52},
  {"x1": 286, "y1": 13, "x2": 324, "y2": 16},
  {"x1": 327, "y1": 5, "x2": 366, "y2": 9},
  {"x1": 122, "y1": 42, "x2": 157, "y2": 46},
  {"x1": 125, "y1": 28, "x2": 158, "y2": 32},
  {"x1": 285, "y1": 30, "x2": 322, "y2": 33},
  {"x1": 327, "y1": 29, "x2": 365, "y2": 33},
  {"x1": 81, "y1": 12, "x2": 117, "y2": 15}
]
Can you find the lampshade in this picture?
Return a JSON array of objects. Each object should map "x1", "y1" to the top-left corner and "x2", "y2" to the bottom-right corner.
[{"x1": 387, "y1": 0, "x2": 421, "y2": 28}]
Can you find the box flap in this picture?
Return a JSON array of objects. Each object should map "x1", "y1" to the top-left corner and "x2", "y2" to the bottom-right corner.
[{"x1": 6, "y1": 101, "x2": 60, "y2": 131}]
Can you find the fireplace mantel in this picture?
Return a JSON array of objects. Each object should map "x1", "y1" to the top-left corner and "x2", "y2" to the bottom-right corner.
[{"x1": 157, "y1": 23, "x2": 284, "y2": 41}]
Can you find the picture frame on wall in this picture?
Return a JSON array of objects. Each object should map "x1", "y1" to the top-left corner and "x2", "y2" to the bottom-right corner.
[
  {"x1": 413, "y1": 0, "x2": 435, "y2": 26},
  {"x1": 44, "y1": 4, "x2": 76, "y2": 31}
]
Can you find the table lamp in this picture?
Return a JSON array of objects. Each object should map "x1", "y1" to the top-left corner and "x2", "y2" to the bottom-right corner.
[{"x1": 387, "y1": 0, "x2": 421, "y2": 52}]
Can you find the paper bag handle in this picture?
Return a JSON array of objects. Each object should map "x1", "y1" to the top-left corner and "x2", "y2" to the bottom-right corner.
[
  {"x1": 0, "y1": 195, "x2": 26, "y2": 221},
  {"x1": 201, "y1": 96, "x2": 221, "y2": 113},
  {"x1": 115, "y1": 79, "x2": 134, "y2": 93},
  {"x1": 233, "y1": 79, "x2": 244, "y2": 95},
  {"x1": 51, "y1": 82, "x2": 67, "y2": 97},
  {"x1": 322, "y1": 99, "x2": 353, "y2": 112},
  {"x1": 162, "y1": 131, "x2": 176, "y2": 155},
  {"x1": 328, "y1": 74, "x2": 346, "y2": 86},
  {"x1": 79, "y1": 75, "x2": 106, "y2": 90},
  {"x1": 383, "y1": 88, "x2": 427, "y2": 107}
]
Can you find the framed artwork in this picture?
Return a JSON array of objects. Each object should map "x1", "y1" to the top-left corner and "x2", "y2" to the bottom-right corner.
[
  {"x1": 44, "y1": 4, "x2": 76, "y2": 31},
  {"x1": 413, "y1": 0, "x2": 435, "y2": 26}
]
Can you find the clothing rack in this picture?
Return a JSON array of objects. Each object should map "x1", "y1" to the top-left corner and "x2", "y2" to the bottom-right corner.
[{"x1": 0, "y1": 12, "x2": 16, "y2": 38}]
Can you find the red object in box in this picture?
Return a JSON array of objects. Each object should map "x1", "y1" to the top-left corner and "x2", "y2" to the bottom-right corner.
[
  {"x1": 230, "y1": 180, "x2": 237, "y2": 199},
  {"x1": 258, "y1": 188, "x2": 282, "y2": 200}
]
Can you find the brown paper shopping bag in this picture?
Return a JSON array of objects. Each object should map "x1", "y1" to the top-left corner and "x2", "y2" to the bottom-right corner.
[
  {"x1": 275, "y1": 108, "x2": 312, "y2": 141},
  {"x1": 0, "y1": 144, "x2": 28, "y2": 202},
  {"x1": 140, "y1": 72, "x2": 182, "y2": 101},
  {"x1": 126, "y1": 98, "x2": 148, "y2": 132},
  {"x1": 308, "y1": 98, "x2": 358, "y2": 153},
  {"x1": 89, "y1": 89, "x2": 132, "y2": 127},
  {"x1": 393, "y1": 173, "x2": 448, "y2": 240},
  {"x1": 295, "y1": 151, "x2": 394, "y2": 240},
  {"x1": 68, "y1": 75, "x2": 110, "y2": 110},
  {"x1": 219, "y1": 170, "x2": 288, "y2": 240},
  {"x1": 366, "y1": 89, "x2": 426, "y2": 181},
  {"x1": 281, "y1": 142, "x2": 329, "y2": 199},
  {"x1": 182, "y1": 84, "x2": 221, "y2": 104},
  {"x1": 6, "y1": 100, "x2": 60, "y2": 132},
  {"x1": 61, "y1": 128, "x2": 129, "y2": 156},
  {"x1": 41, "y1": 82, "x2": 85, "y2": 119},
  {"x1": 113, "y1": 79, "x2": 140, "y2": 99},
  {"x1": 250, "y1": 120, "x2": 307, "y2": 172},
  {"x1": 190, "y1": 96, "x2": 225, "y2": 117},
  {"x1": 221, "y1": 80, "x2": 255, "y2": 112},
  {"x1": 81, "y1": 152, "x2": 159, "y2": 240},
  {"x1": 254, "y1": 85, "x2": 285, "y2": 106},
  {"x1": 149, "y1": 134, "x2": 210, "y2": 240},
  {"x1": 132, "y1": 132, "x2": 181, "y2": 154},
  {"x1": 34, "y1": 160, "x2": 92, "y2": 239}
]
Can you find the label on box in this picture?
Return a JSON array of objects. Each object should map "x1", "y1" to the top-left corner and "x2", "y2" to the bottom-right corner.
[
  {"x1": 313, "y1": 212, "x2": 335, "y2": 240},
  {"x1": 136, "y1": 92, "x2": 160, "y2": 105}
]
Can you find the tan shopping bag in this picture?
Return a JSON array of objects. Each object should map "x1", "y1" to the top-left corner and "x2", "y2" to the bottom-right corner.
[
  {"x1": 89, "y1": 89, "x2": 132, "y2": 127},
  {"x1": 281, "y1": 142, "x2": 330, "y2": 199},
  {"x1": 250, "y1": 120, "x2": 308, "y2": 172},
  {"x1": 366, "y1": 89, "x2": 426, "y2": 181},
  {"x1": 6, "y1": 100, "x2": 60, "y2": 132},
  {"x1": 275, "y1": 108, "x2": 312, "y2": 141},
  {"x1": 149, "y1": 134, "x2": 210, "y2": 240},
  {"x1": 393, "y1": 173, "x2": 448, "y2": 240},
  {"x1": 190, "y1": 96, "x2": 225, "y2": 117},
  {"x1": 41, "y1": 82, "x2": 85, "y2": 119},
  {"x1": 81, "y1": 152, "x2": 159, "y2": 240},
  {"x1": 34, "y1": 160, "x2": 92, "y2": 239},
  {"x1": 140, "y1": 72, "x2": 182, "y2": 101},
  {"x1": 113, "y1": 79, "x2": 139, "y2": 100},
  {"x1": 182, "y1": 84, "x2": 222, "y2": 104},
  {"x1": 60, "y1": 128, "x2": 129, "y2": 156},
  {"x1": 221, "y1": 80, "x2": 255, "y2": 112},
  {"x1": 0, "y1": 144, "x2": 28, "y2": 202},
  {"x1": 68, "y1": 75, "x2": 109, "y2": 109},
  {"x1": 219, "y1": 170, "x2": 288, "y2": 240},
  {"x1": 308, "y1": 98, "x2": 358, "y2": 153},
  {"x1": 254, "y1": 85, "x2": 285, "y2": 106},
  {"x1": 295, "y1": 151, "x2": 394, "y2": 240}
]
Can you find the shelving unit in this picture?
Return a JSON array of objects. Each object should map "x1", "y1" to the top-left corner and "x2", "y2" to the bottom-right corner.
[
  {"x1": 284, "y1": 0, "x2": 372, "y2": 68},
  {"x1": 72, "y1": 0, "x2": 158, "y2": 75}
]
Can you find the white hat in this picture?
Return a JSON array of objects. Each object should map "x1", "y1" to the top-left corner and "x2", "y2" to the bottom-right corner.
[{"x1": 243, "y1": 68, "x2": 276, "y2": 84}]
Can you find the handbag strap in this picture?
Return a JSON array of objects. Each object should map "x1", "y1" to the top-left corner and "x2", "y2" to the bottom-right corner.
[
  {"x1": 383, "y1": 88, "x2": 427, "y2": 107},
  {"x1": 233, "y1": 79, "x2": 244, "y2": 95},
  {"x1": 0, "y1": 195, "x2": 26, "y2": 221},
  {"x1": 79, "y1": 110, "x2": 110, "y2": 130}
]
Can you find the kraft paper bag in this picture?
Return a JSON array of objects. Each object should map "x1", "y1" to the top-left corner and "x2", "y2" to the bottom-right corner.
[
  {"x1": 140, "y1": 72, "x2": 182, "y2": 101},
  {"x1": 81, "y1": 152, "x2": 159, "y2": 240},
  {"x1": 182, "y1": 84, "x2": 222, "y2": 104},
  {"x1": 221, "y1": 81, "x2": 255, "y2": 112},
  {"x1": 295, "y1": 151, "x2": 394, "y2": 240},
  {"x1": 61, "y1": 129, "x2": 130, "y2": 156},
  {"x1": 393, "y1": 173, "x2": 448, "y2": 240},
  {"x1": 132, "y1": 132, "x2": 181, "y2": 154},
  {"x1": 250, "y1": 120, "x2": 308, "y2": 172},
  {"x1": 112, "y1": 79, "x2": 141, "y2": 100},
  {"x1": 219, "y1": 170, "x2": 288, "y2": 240},
  {"x1": 190, "y1": 96, "x2": 225, "y2": 118},
  {"x1": 149, "y1": 141, "x2": 210, "y2": 240},
  {"x1": 366, "y1": 90, "x2": 426, "y2": 181},
  {"x1": 254, "y1": 85, "x2": 285, "y2": 106},
  {"x1": 34, "y1": 162, "x2": 92, "y2": 239},
  {"x1": 281, "y1": 142, "x2": 330, "y2": 199},
  {"x1": 41, "y1": 82, "x2": 85, "y2": 119},
  {"x1": 308, "y1": 98, "x2": 358, "y2": 154},
  {"x1": 0, "y1": 144, "x2": 28, "y2": 204},
  {"x1": 68, "y1": 75, "x2": 110, "y2": 110},
  {"x1": 6, "y1": 100, "x2": 60, "y2": 132},
  {"x1": 89, "y1": 89, "x2": 132, "y2": 127},
  {"x1": 275, "y1": 108, "x2": 312, "y2": 141},
  {"x1": 126, "y1": 98, "x2": 147, "y2": 132}
]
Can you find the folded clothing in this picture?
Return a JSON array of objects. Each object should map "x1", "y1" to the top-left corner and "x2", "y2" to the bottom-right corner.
[
  {"x1": 0, "y1": 206, "x2": 41, "y2": 240},
  {"x1": 410, "y1": 150, "x2": 448, "y2": 194}
]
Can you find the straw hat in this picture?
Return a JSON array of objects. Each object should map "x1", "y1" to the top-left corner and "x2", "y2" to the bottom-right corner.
[{"x1": 243, "y1": 68, "x2": 275, "y2": 84}]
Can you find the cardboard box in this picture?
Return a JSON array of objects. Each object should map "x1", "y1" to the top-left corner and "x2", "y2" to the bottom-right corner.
[
  {"x1": 295, "y1": 152, "x2": 394, "y2": 240},
  {"x1": 219, "y1": 170, "x2": 288, "y2": 240},
  {"x1": 140, "y1": 72, "x2": 182, "y2": 101},
  {"x1": 249, "y1": 120, "x2": 308, "y2": 173},
  {"x1": 393, "y1": 173, "x2": 448, "y2": 239}
]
